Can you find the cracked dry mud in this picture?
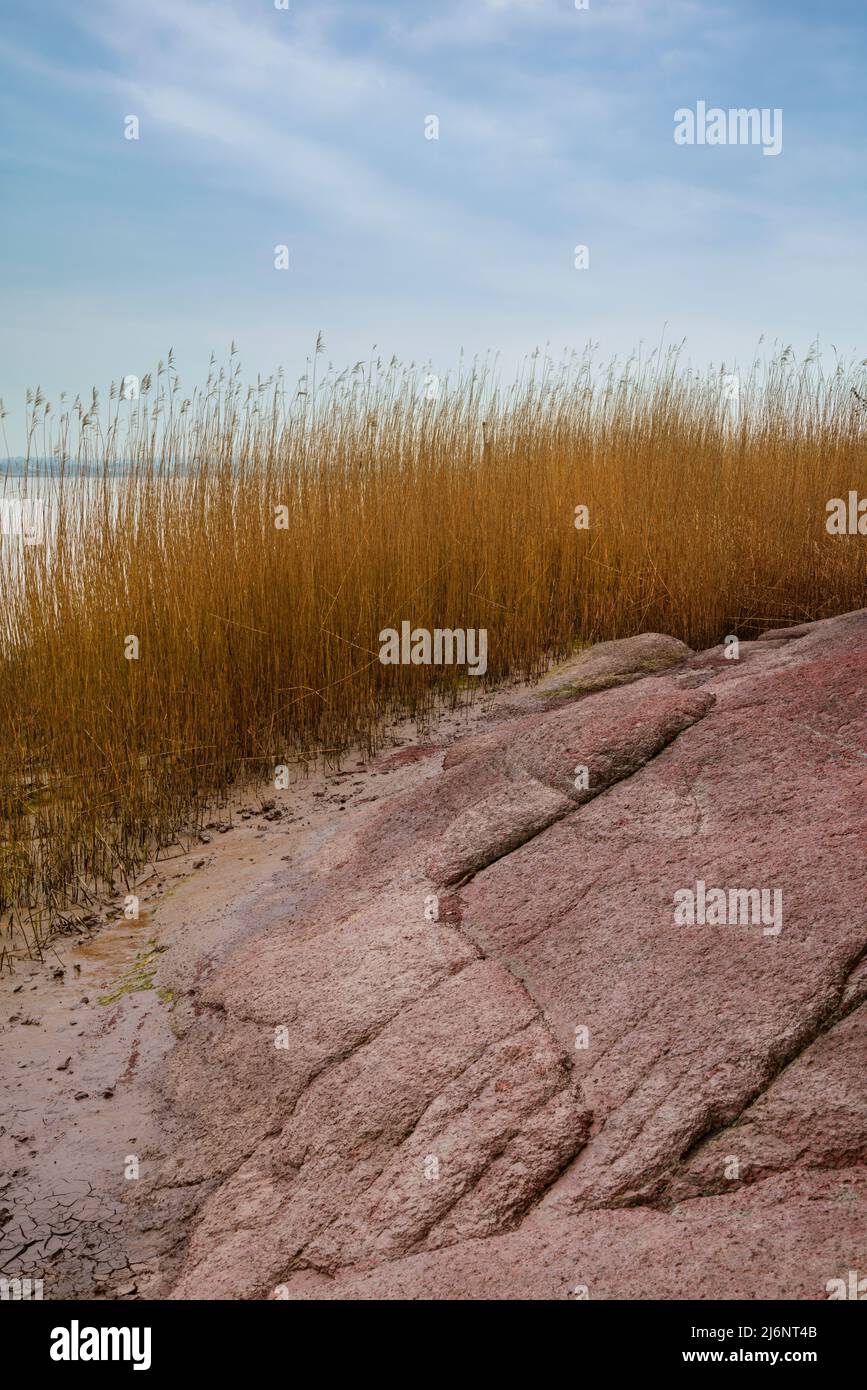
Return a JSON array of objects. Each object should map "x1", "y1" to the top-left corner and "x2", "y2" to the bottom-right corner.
[{"x1": 2, "y1": 609, "x2": 865, "y2": 1300}]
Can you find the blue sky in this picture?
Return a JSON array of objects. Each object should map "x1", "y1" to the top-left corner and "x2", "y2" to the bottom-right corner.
[{"x1": 1, "y1": 0, "x2": 866, "y2": 451}]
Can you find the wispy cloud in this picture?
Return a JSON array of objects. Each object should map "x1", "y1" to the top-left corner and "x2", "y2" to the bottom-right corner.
[{"x1": 0, "y1": 0, "x2": 865, "y2": 451}]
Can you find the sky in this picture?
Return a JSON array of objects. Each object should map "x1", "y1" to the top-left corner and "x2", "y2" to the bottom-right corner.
[{"x1": 1, "y1": 0, "x2": 866, "y2": 452}]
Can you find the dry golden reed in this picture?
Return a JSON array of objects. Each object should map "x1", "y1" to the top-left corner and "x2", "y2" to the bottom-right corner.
[{"x1": 0, "y1": 341, "x2": 864, "y2": 944}]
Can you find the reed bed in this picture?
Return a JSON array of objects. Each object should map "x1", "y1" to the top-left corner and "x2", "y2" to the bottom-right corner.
[{"x1": 0, "y1": 341, "x2": 864, "y2": 947}]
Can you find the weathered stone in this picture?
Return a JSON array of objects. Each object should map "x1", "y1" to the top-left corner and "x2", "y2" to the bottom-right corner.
[
  {"x1": 504, "y1": 631, "x2": 693, "y2": 711},
  {"x1": 127, "y1": 607, "x2": 867, "y2": 1300}
]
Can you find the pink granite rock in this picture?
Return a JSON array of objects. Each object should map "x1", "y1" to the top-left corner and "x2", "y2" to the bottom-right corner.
[{"x1": 138, "y1": 609, "x2": 866, "y2": 1300}]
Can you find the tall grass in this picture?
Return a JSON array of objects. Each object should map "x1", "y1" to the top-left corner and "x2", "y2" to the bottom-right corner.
[{"x1": 1, "y1": 341, "x2": 864, "y2": 945}]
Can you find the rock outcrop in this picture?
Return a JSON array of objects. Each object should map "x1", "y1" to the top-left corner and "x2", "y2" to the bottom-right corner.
[{"x1": 132, "y1": 609, "x2": 867, "y2": 1299}]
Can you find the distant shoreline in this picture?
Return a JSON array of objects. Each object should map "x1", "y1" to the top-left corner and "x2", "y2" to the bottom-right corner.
[{"x1": 2, "y1": 459, "x2": 158, "y2": 477}]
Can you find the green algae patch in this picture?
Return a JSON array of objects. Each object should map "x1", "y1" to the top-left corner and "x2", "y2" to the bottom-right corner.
[
  {"x1": 97, "y1": 940, "x2": 167, "y2": 1005},
  {"x1": 537, "y1": 671, "x2": 641, "y2": 699},
  {"x1": 533, "y1": 649, "x2": 686, "y2": 702}
]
